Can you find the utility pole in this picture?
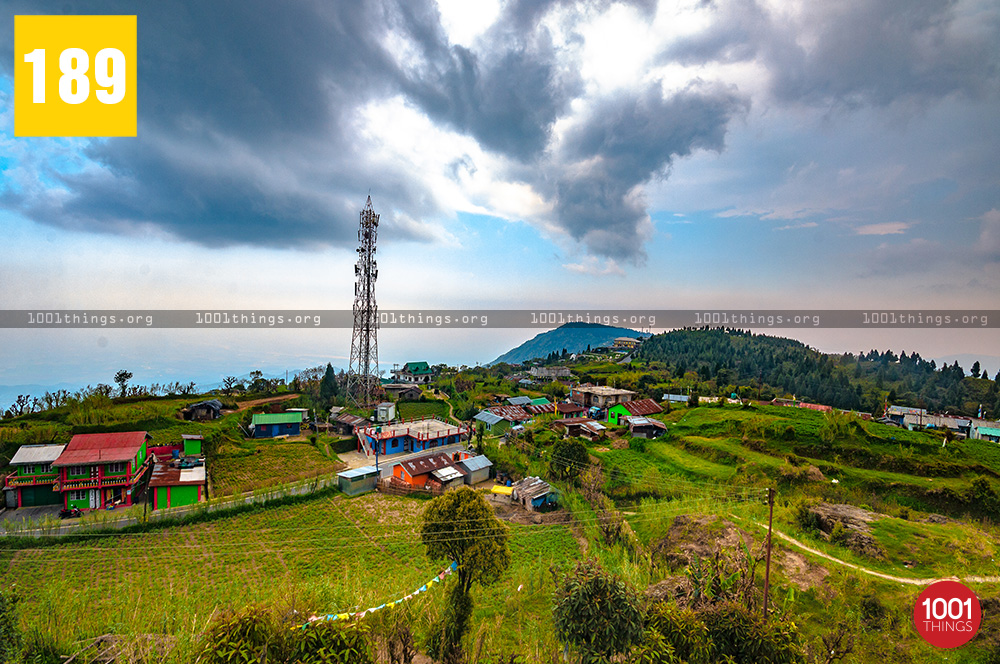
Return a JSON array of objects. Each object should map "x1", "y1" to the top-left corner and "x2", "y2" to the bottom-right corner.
[{"x1": 763, "y1": 487, "x2": 775, "y2": 621}]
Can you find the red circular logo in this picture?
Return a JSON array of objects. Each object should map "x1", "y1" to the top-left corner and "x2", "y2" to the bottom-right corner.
[{"x1": 913, "y1": 580, "x2": 981, "y2": 649}]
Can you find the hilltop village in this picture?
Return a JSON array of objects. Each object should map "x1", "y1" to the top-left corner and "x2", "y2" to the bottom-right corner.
[{"x1": 2, "y1": 329, "x2": 1000, "y2": 662}]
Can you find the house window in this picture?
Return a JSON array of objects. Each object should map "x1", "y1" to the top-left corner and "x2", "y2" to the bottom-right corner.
[
  {"x1": 107, "y1": 462, "x2": 127, "y2": 474},
  {"x1": 69, "y1": 490, "x2": 87, "y2": 501},
  {"x1": 69, "y1": 465, "x2": 87, "y2": 476}
]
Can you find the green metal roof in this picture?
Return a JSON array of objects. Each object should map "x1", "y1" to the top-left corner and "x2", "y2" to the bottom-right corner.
[
  {"x1": 252, "y1": 412, "x2": 303, "y2": 425},
  {"x1": 530, "y1": 397, "x2": 551, "y2": 405},
  {"x1": 403, "y1": 361, "x2": 432, "y2": 374},
  {"x1": 978, "y1": 427, "x2": 1000, "y2": 437}
]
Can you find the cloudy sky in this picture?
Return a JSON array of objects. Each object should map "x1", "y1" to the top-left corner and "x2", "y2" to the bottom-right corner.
[{"x1": 1, "y1": 0, "x2": 998, "y2": 400}]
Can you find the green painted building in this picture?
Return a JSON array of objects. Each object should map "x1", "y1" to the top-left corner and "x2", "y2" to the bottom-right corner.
[
  {"x1": 3, "y1": 444, "x2": 65, "y2": 507},
  {"x1": 149, "y1": 460, "x2": 206, "y2": 510},
  {"x1": 394, "y1": 361, "x2": 434, "y2": 384}
]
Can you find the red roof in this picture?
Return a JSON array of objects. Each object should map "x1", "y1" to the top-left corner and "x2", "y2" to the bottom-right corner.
[
  {"x1": 617, "y1": 399, "x2": 663, "y2": 416},
  {"x1": 524, "y1": 403, "x2": 556, "y2": 415},
  {"x1": 557, "y1": 403, "x2": 586, "y2": 415},
  {"x1": 52, "y1": 432, "x2": 151, "y2": 467}
]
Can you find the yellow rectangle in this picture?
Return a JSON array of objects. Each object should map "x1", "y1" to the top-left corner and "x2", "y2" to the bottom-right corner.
[{"x1": 15, "y1": 15, "x2": 137, "y2": 137}]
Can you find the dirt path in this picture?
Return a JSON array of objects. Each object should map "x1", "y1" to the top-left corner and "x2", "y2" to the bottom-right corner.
[
  {"x1": 233, "y1": 393, "x2": 300, "y2": 412},
  {"x1": 756, "y1": 523, "x2": 1000, "y2": 586}
]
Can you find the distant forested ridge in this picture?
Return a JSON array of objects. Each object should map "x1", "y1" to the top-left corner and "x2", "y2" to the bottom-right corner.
[{"x1": 635, "y1": 328, "x2": 1000, "y2": 417}]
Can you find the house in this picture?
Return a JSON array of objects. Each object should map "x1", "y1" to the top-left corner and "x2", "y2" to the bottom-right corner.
[
  {"x1": 148, "y1": 458, "x2": 207, "y2": 510},
  {"x1": 975, "y1": 426, "x2": 1000, "y2": 443},
  {"x1": 551, "y1": 418, "x2": 606, "y2": 441},
  {"x1": 393, "y1": 361, "x2": 435, "y2": 384},
  {"x1": 607, "y1": 399, "x2": 664, "y2": 425},
  {"x1": 569, "y1": 385, "x2": 636, "y2": 409},
  {"x1": 530, "y1": 397, "x2": 551, "y2": 406},
  {"x1": 51, "y1": 432, "x2": 152, "y2": 511},
  {"x1": 391, "y1": 451, "x2": 466, "y2": 488},
  {"x1": 357, "y1": 417, "x2": 469, "y2": 457},
  {"x1": 457, "y1": 455, "x2": 493, "y2": 485},
  {"x1": 511, "y1": 476, "x2": 557, "y2": 511},
  {"x1": 3, "y1": 444, "x2": 65, "y2": 508},
  {"x1": 382, "y1": 383, "x2": 423, "y2": 401},
  {"x1": 612, "y1": 337, "x2": 641, "y2": 351},
  {"x1": 474, "y1": 411, "x2": 505, "y2": 431},
  {"x1": 507, "y1": 396, "x2": 532, "y2": 406},
  {"x1": 625, "y1": 416, "x2": 667, "y2": 439},
  {"x1": 556, "y1": 402, "x2": 587, "y2": 417},
  {"x1": 518, "y1": 378, "x2": 536, "y2": 386},
  {"x1": 529, "y1": 366, "x2": 572, "y2": 379},
  {"x1": 337, "y1": 466, "x2": 380, "y2": 496},
  {"x1": 333, "y1": 412, "x2": 369, "y2": 436},
  {"x1": 182, "y1": 399, "x2": 223, "y2": 421},
  {"x1": 251, "y1": 412, "x2": 302, "y2": 438},
  {"x1": 662, "y1": 394, "x2": 689, "y2": 404},
  {"x1": 376, "y1": 402, "x2": 396, "y2": 423}
]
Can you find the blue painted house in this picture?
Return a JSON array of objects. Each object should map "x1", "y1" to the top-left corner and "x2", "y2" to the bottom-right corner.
[
  {"x1": 356, "y1": 417, "x2": 469, "y2": 458},
  {"x1": 251, "y1": 412, "x2": 302, "y2": 438}
]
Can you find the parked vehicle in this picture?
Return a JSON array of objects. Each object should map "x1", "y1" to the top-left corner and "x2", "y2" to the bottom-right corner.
[{"x1": 59, "y1": 507, "x2": 83, "y2": 519}]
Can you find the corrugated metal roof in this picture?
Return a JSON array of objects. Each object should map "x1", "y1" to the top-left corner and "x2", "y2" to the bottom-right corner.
[
  {"x1": 458, "y1": 455, "x2": 493, "y2": 472},
  {"x1": 524, "y1": 403, "x2": 556, "y2": 415},
  {"x1": 512, "y1": 476, "x2": 552, "y2": 501},
  {"x1": 402, "y1": 361, "x2": 432, "y2": 374},
  {"x1": 979, "y1": 427, "x2": 1000, "y2": 437},
  {"x1": 616, "y1": 399, "x2": 664, "y2": 416},
  {"x1": 338, "y1": 465, "x2": 380, "y2": 479},
  {"x1": 252, "y1": 412, "x2": 303, "y2": 425},
  {"x1": 474, "y1": 411, "x2": 504, "y2": 425},
  {"x1": 530, "y1": 397, "x2": 551, "y2": 405},
  {"x1": 487, "y1": 405, "x2": 531, "y2": 421},
  {"x1": 181, "y1": 434, "x2": 204, "y2": 440},
  {"x1": 10, "y1": 444, "x2": 66, "y2": 466},
  {"x1": 335, "y1": 413, "x2": 369, "y2": 426},
  {"x1": 626, "y1": 417, "x2": 666, "y2": 429},
  {"x1": 507, "y1": 396, "x2": 532, "y2": 406},
  {"x1": 149, "y1": 460, "x2": 207, "y2": 488},
  {"x1": 53, "y1": 432, "x2": 150, "y2": 467},
  {"x1": 432, "y1": 466, "x2": 464, "y2": 482},
  {"x1": 398, "y1": 452, "x2": 455, "y2": 477}
]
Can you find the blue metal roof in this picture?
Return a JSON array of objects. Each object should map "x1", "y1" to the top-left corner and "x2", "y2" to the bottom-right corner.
[
  {"x1": 459, "y1": 455, "x2": 493, "y2": 472},
  {"x1": 507, "y1": 396, "x2": 532, "y2": 406},
  {"x1": 474, "y1": 411, "x2": 504, "y2": 425},
  {"x1": 338, "y1": 465, "x2": 379, "y2": 479}
]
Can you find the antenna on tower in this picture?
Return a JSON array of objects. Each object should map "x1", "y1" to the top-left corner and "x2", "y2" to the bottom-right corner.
[{"x1": 347, "y1": 195, "x2": 382, "y2": 407}]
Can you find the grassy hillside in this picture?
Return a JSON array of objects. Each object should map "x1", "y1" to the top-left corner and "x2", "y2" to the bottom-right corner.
[{"x1": 491, "y1": 322, "x2": 644, "y2": 365}]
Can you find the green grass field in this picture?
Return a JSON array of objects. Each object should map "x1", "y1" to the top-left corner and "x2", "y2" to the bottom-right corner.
[{"x1": 1, "y1": 491, "x2": 582, "y2": 661}]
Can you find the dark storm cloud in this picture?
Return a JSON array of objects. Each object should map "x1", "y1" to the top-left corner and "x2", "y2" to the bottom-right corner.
[
  {"x1": 664, "y1": 0, "x2": 1000, "y2": 107},
  {"x1": 1, "y1": 0, "x2": 444, "y2": 247},
  {"x1": 547, "y1": 81, "x2": 748, "y2": 261},
  {"x1": 0, "y1": 0, "x2": 665, "y2": 254}
]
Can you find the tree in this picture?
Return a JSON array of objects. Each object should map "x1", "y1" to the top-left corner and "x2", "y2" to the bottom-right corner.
[
  {"x1": 972, "y1": 361, "x2": 981, "y2": 379},
  {"x1": 550, "y1": 438, "x2": 589, "y2": 481},
  {"x1": 223, "y1": 376, "x2": 238, "y2": 395},
  {"x1": 114, "y1": 369, "x2": 133, "y2": 398},
  {"x1": 553, "y1": 559, "x2": 644, "y2": 663},
  {"x1": 319, "y1": 363, "x2": 339, "y2": 402},
  {"x1": 420, "y1": 487, "x2": 511, "y2": 662}
]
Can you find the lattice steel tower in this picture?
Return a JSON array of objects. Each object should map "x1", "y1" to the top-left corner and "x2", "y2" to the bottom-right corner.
[{"x1": 347, "y1": 196, "x2": 382, "y2": 407}]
